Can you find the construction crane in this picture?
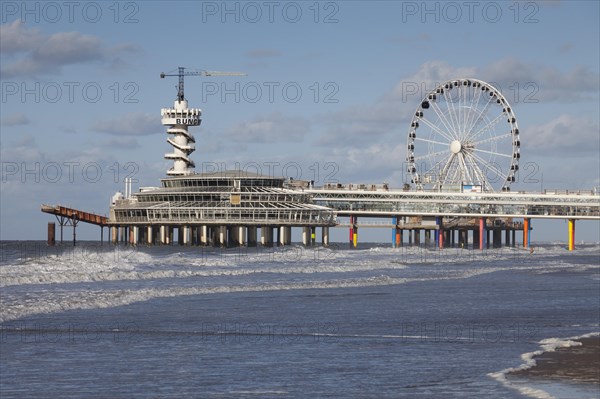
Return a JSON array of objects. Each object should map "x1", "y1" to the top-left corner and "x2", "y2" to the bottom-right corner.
[{"x1": 160, "y1": 66, "x2": 246, "y2": 102}]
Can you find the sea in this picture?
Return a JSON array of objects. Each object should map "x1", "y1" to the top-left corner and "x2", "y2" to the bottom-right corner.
[{"x1": 1, "y1": 240, "x2": 598, "y2": 399}]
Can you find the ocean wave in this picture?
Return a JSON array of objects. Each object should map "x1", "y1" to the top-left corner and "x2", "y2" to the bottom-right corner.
[{"x1": 487, "y1": 332, "x2": 600, "y2": 399}]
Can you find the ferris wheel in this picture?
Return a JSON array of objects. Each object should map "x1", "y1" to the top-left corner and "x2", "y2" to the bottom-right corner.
[{"x1": 406, "y1": 78, "x2": 520, "y2": 192}]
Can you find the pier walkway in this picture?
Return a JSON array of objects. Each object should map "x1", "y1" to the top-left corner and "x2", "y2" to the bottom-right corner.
[{"x1": 41, "y1": 204, "x2": 108, "y2": 245}]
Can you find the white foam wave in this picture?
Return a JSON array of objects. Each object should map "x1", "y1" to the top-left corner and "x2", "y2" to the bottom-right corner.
[
  {"x1": 2, "y1": 244, "x2": 598, "y2": 323},
  {"x1": 488, "y1": 332, "x2": 600, "y2": 399}
]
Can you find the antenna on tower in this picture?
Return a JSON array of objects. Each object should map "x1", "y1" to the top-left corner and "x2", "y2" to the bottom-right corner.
[{"x1": 160, "y1": 66, "x2": 246, "y2": 102}]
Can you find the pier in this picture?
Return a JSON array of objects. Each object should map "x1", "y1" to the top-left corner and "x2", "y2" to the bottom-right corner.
[
  {"x1": 41, "y1": 75, "x2": 600, "y2": 250},
  {"x1": 41, "y1": 204, "x2": 108, "y2": 245}
]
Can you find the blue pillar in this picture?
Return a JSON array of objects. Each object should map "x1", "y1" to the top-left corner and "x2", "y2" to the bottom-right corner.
[
  {"x1": 392, "y1": 216, "x2": 397, "y2": 248},
  {"x1": 435, "y1": 217, "x2": 441, "y2": 247}
]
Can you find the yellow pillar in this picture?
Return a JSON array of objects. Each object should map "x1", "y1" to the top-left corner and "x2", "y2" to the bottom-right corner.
[{"x1": 568, "y1": 219, "x2": 575, "y2": 251}]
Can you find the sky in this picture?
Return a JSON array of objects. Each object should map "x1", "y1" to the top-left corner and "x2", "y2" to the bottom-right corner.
[{"x1": 1, "y1": 0, "x2": 599, "y2": 242}]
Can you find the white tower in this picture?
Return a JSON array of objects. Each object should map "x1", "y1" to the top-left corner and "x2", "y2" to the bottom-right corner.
[
  {"x1": 161, "y1": 100, "x2": 201, "y2": 176},
  {"x1": 160, "y1": 67, "x2": 246, "y2": 176}
]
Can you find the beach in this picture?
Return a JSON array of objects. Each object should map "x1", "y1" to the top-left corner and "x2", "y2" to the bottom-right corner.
[{"x1": 511, "y1": 335, "x2": 600, "y2": 385}]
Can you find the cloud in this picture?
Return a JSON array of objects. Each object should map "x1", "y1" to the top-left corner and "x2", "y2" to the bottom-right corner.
[
  {"x1": 245, "y1": 48, "x2": 282, "y2": 58},
  {"x1": 223, "y1": 112, "x2": 309, "y2": 143},
  {"x1": 390, "y1": 58, "x2": 598, "y2": 103},
  {"x1": 314, "y1": 57, "x2": 599, "y2": 150},
  {"x1": 91, "y1": 112, "x2": 162, "y2": 136},
  {"x1": 523, "y1": 114, "x2": 599, "y2": 155},
  {"x1": 0, "y1": 20, "x2": 138, "y2": 78},
  {"x1": 1, "y1": 113, "x2": 30, "y2": 126}
]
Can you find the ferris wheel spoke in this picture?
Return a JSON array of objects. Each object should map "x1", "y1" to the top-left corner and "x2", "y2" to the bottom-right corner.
[
  {"x1": 449, "y1": 160, "x2": 463, "y2": 185},
  {"x1": 430, "y1": 101, "x2": 457, "y2": 139},
  {"x1": 419, "y1": 117, "x2": 456, "y2": 143},
  {"x1": 471, "y1": 147, "x2": 512, "y2": 158},
  {"x1": 458, "y1": 153, "x2": 473, "y2": 184},
  {"x1": 438, "y1": 153, "x2": 457, "y2": 186},
  {"x1": 414, "y1": 137, "x2": 449, "y2": 146},
  {"x1": 460, "y1": 86, "x2": 469, "y2": 135},
  {"x1": 464, "y1": 93, "x2": 495, "y2": 138},
  {"x1": 414, "y1": 148, "x2": 450, "y2": 161},
  {"x1": 472, "y1": 132, "x2": 511, "y2": 146},
  {"x1": 469, "y1": 152, "x2": 508, "y2": 181},
  {"x1": 443, "y1": 89, "x2": 460, "y2": 137},
  {"x1": 465, "y1": 112, "x2": 505, "y2": 142},
  {"x1": 464, "y1": 152, "x2": 489, "y2": 186},
  {"x1": 464, "y1": 86, "x2": 483, "y2": 139}
]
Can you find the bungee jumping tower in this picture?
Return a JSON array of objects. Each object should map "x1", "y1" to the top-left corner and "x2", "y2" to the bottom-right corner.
[{"x1": 162, "y1": 99, "x2": 200, "y2": 176}]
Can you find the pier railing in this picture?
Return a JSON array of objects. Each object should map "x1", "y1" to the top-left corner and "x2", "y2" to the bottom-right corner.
[{"x1": 306, "y1": 189, "x2": 600, "y2": 220}]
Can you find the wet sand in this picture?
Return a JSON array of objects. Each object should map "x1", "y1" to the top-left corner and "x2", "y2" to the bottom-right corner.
[{"x1": 511, "y1": 336, "x2": 600, "y2": 384}]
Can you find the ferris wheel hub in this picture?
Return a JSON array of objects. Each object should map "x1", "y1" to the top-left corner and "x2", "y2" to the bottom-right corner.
[{"x1": 450, "y1": 140, "x2": 462, "y2": 154}]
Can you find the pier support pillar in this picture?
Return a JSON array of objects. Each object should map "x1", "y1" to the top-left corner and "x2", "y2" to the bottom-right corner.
[
  {"x1": 392, "y1": 217, "x2": 397, "y2": 248},
  {"x1": 247, "y1": 226, "x2": 257, "y2": 247},
  {"x1": 201, "y1": 226, "x2": 208, "y2": 245},
  {"x1": 285, "y1": 226, "x2": 292, "y2": 245},
  {"x1": 505, "y1": 229, "x2": 510, "y2": 247},
  {"x1": 568, "y1": 219, "x2": 575, "y2": 251},
  {"x1": 311, "y1": 227, "x2": 316, "y2": 246},
  {"x1": 238, "y1": 226, "x2": 246, "y2": 246},
  {"x1": 111, "y1": 226, "x2": 118, "y2": 244},
  {"x1": 523, "y1": 218, "x2": 530, "y2": 249},
  {"x1": 191, "y1": 227, "x2": 198, "y2": 246},
  {"x1": 493, "y1": 229, "x2": 501, "y2": 249},
  {"x1": 182, "y1": 226, "x2": 190, "y2": 245},
  {"x1": 47, "y1": 222, "x2": 56, "y2": 246},
  {"x1": 435, "y1": 217, "x2": 442, "y2": 249},
  {"x1": 458, "y1": 229, "x2": 469, "y2": 248},
  {"x1": 479, "y1": 218, "x2": 485, "y2": 250},
  {"x1": 261, "y1": 226, "x2": 272, "y2": 246},
  {"x1": 414, "y1": 229, "x2": 421, "y2": 246},
  {"x1": 425, "y1": 229, "x2": 431, "y2": 247},
  {"x1": 147, "y1": 226, "x2": 153, "y2": 245},
  {"x1": 348, "y1": 216, "x2": 358, "y2": 248},
  {"x1": 349, "y1": 216, "x2": 354, "y2": 248},
  {"x1": 178, "y1": 227, "x2": 184, "y2": 246},
  {"x1": 229, "y1": 226, "x2": 238, "y2": 247},
  {"x1": 167, "y1": 226, "x2": 173, "y2": 245},
  {"x1": 218, "y1": 226, "x2": 227, "y2": 247},
  {"x1": 322, "y1": 226, "x2": 330, "y2": 247},
  {"x1": 279, "y1": 226, "x2": 285, "y2": 246},
  {"x1": 302, "y1": 226, "x2": 310, "y2": 246}
]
